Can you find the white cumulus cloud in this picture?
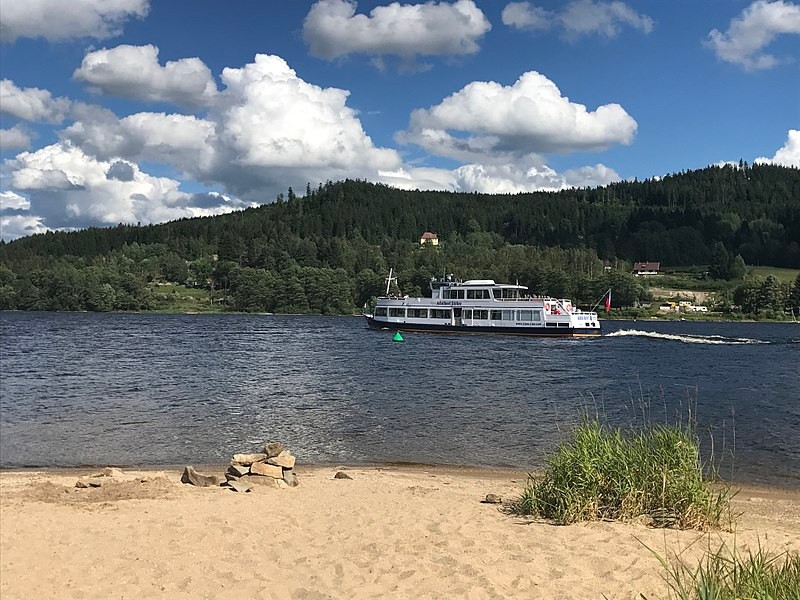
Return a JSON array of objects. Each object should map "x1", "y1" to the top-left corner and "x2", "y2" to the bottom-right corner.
[
  {"x1": 53, "y1": 54, "x2": 402, "y2": 204},
  {"x1": 452, "y1": 161, "x2": 619, "y2": 193},
  {"x1": 502, "y1": 1, "x2": 653, "y2": 38},
  {"x1": 502, "y1": 2, "x2": 552, "y2": 30},
  {"x1": 0, "y1": 125, "x2": 32, "y2": 151},
  {"x1": 0, "y1": 0, "x2": 149, "y2": 43},
  {"x1": 0, "y1": 79, "x2": 71, "y2": 123},
  {"x1": 303, "y1": 0, "x2": 491, "y2": 64},
  {"x1": 706, "y1": 0, "x2": 800, "y2": 70},
  {"x1": 755, "y1": 129, "x2": 800, "y2": 167},
  {"x1": 397, "y1": 70, "x2": 637, "y2": 162},
  {"x1": 561, "y1": 163, "x2": 620, "y2": 188},
  {"x1": 3, "y1": 142, "x2": 251, "y2": 232},
  {"x1": 74, "y1": 44, "x2": 219, "y2": 107},
  {"x1": 560, "y1": 0, "x2": 653, "y2": 37},
  {"x1": 0, "y1": 191, "x2": 43, "y2": 241},
  {"x1": 0, "y1": 214, "x2": 48, "y2": 240},
  {"x1": 379, "y1": 160, "x2": 620, "y2": 194},
  {"x1": 218, "y1": 54, "x2": 400, "y2": 173},
  {"x1": 0, "y1": 190, "x2": 31, "y2": 211},
  {"x1": 63, "y1": 107, "x2": 217, "y2": 174}
]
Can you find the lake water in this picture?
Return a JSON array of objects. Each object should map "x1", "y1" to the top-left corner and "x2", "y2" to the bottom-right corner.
[{"x1": 1, "y1": 312, "x2": 798, "y2": 488}]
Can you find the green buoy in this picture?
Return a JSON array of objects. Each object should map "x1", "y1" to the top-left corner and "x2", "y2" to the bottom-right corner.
[{"x1": 392, "y1": 331, "x2": 404, "y2": 342}]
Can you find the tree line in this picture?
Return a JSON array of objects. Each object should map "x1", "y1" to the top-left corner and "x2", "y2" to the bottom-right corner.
[{"x1": 0, "y1": 163, "x2": 798, "y2": 315}]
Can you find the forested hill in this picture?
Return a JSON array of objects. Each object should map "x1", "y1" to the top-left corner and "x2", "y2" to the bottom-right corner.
[
  {"x1": 3, "y1": 163, "x2": 799, "y2": 268},
  {"x1": 0, "y1": 163, "x2": 798, "y2": 315}
]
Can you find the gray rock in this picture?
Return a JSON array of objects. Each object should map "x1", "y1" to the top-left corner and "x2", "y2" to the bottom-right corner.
[
  {"x1": 225, "y1": 472, "x2": 240, "y2": 482},
  {"x1": 75, "y1": 479, "x2": 103, "y2": 488},
  {"x1": 180, "y1": 466, "x2": 221, "y2": 487},
  {"x1": 283, "y1": 469, "x2": 299, "y2": 487},
  {"x1": 250, "y1": 462, "x2": 283, "y2": 479},
  {"x1": 231, "y1": 453, "x2": 267, "y2": 466},
  {"x1": 248, "y1": 475, "x2": 282, "y2": 487},
  {"x1": 225, "y1": 480, "x2": 253, "y2": 493},
  {"x1": 90, "y1": 467, "x2": 123, "y2": 478},
  {"x1": 228, "y1": 463, "x2": 250, "y2": 478},
  {"x1": 267, "y1": 450, "x2": 296, "y2": 469},
  {"x1": 263, "y1": 442, "x2": 285, "y2": 458},
  {"x1": 482, "y1": 493, "x2": 502, "y2": 504},
  {"x1": 333, "y1": 471, "x2": 352, "y2": 480}
]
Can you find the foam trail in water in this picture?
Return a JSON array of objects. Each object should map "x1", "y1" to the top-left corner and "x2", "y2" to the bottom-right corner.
[{"x1": 606, "y1": 329, "x2": 769, "y2": 345}]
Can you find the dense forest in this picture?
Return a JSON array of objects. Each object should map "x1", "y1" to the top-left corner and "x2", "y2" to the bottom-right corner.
[{"x1": 1, "y1": 162, "x2": 799, "y2": 315}]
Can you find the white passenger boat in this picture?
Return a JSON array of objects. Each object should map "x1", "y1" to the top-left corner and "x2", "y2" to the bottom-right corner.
[{"x1": 365, "y1": 272, "x2": 601, "y2": 338}]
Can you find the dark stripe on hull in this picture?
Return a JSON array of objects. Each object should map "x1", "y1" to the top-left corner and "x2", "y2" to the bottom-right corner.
[{"x1": 365, "y1": 317, "x2": 601, "y2": 338}]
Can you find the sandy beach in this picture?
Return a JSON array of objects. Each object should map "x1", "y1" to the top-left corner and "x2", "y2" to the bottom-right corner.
[{"x1": 1, "y1": 465, "x2": 799, "y2": 600}]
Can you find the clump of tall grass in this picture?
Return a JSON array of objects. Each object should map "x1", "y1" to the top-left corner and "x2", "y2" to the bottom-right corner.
[
  {"x1": 514, "y1": 418, "x2": 730, "y2": 529},
  {"x1": 651, "y1": 542, "x2": 800, "y2": 599}
]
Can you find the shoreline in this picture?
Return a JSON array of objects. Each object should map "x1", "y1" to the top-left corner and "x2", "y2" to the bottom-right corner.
[
  {"x1": 2, "y1": 309, "x2": 796, "y2": 323},
  {"x1": 2, "y1": 464, "x2": 799, "y2": 599},
  {"x1": 2, "y1": 461, "x2": 799, "y2": 494}
]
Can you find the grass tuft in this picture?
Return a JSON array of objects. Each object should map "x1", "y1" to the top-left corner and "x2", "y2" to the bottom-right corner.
[
  {"x1": 651, "y1": 542, "x2": 800, "y2": 599},
  {"x1": 513, "y1": 418, "x2": 730, "y2": 529}
]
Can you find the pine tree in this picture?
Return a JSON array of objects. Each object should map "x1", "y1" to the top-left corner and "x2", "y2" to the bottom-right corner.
[{"x1": 790, "y1": 273, "x2": 800, "y2": 310}]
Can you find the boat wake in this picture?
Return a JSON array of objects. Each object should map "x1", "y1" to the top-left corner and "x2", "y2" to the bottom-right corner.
[{"x1": 606, "y1": 329, "x2": 769, "y2": 345}]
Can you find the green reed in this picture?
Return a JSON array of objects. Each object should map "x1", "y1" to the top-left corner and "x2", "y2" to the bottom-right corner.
[
  {"x1": 514, "y1": 418, "x2": 731, "y2": 529},
  {"x1": 649, "y1": 542, "x2": 800, "y2": 599}
]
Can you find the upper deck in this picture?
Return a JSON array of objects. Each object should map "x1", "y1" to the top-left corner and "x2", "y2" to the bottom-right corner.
[
  {"x1": 429, "y1": 276, "x2": 528, "y2": 301},
  {"x1": 377, "y1": 275, "x2": 586, "y2": 318}
]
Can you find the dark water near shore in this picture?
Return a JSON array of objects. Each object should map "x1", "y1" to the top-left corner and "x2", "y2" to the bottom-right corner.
[{"x1": 1, "y1": 312, "x2": 798, "y2": 488}]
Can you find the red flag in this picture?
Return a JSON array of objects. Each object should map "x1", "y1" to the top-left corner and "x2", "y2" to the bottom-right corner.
[{"x1": 605, "y1": 290, "x2": 611, "y2": 313}]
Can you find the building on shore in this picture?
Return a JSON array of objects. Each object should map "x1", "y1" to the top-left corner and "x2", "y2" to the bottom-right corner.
[
  {"x1": 633, "y1": 261, "x2": 661, "y2": 276},
  {"x1": 420, "y1": 231, "x2": 439, "y2": 246}
]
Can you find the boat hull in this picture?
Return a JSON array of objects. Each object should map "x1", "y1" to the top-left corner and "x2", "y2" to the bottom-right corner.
[{"x1": 365, "y1": 316, "x2": 601, "y2": 338}]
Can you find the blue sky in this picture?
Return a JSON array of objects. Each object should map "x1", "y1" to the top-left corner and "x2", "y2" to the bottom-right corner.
[{"x1": 0, "y1": 0, "x2": 798, "y2": 239}]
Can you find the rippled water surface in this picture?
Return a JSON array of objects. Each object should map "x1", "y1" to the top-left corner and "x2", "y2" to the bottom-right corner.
[{"x1": 1, "y1": 312, "x2": 798, "y2": 487}]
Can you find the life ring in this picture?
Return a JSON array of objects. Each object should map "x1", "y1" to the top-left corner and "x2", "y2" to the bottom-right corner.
[{"x1": 544, "y1": 302, "x2": 550, "y2": 312}]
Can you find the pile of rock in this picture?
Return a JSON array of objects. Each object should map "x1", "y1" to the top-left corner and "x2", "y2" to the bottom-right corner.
[
  {"x1": 222, "y1": 442, "x2": 298, "y2": 492},
  {"x1": 181, "y1": 442, "x2": 299, "y2": 493}
]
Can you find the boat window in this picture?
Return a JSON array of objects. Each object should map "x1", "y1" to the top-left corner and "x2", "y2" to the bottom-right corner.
[
  {"x1": 502, "y1": 310, "x2": 514, "y2": 320},
  {"x1": 518, "y1": 309, "x2": 532, "y2": 321},
  {"x1": 466, "y1": 289, "x2": 491, "y2": 299},
  {"x1": 533, "y1": 310, "x2": 542, "y2": 321},
  {"x1": 473, "y1": 309, "x2": 488, "y2": 319},
  {"x1": 546, "y1": 322, "x2": 557, "y2": 327},
  {"x1": 496, "y1": 288, "x2": 519, "y2": 299},
  {"x1": 491, "y1": 310, "x2": 502, "y2": 320},
  {"x1": 462, "y1": 309, "x2": 472, "y2": 319},
  {"x1": 374, "y1": 307, "x2": 387, "y2": 317},
  {"x1": 430, "y1": 309, "x2": 451, "y2": 319},
  {"x1": 557, "y1": 322, "x2": 569, "y2": 327},
  {"x1": 455, "y1": 289, "x2": 465, "y2": 299},
  {"x1": 389, "y1": 308, "x2": 405, "y2": 318},
  {"x1": 407, "y1": 308, "x2": 428, "y2": 318}
]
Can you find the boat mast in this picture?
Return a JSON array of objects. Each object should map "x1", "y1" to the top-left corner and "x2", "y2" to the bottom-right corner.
[{"x1": 385, "y1": 268, "x2": 397, "y2": 296}]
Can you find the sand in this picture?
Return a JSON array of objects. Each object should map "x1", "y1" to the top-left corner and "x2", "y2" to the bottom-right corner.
[{"x1": 1, "y1": 465, "x2": 799, "y2": 599}]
